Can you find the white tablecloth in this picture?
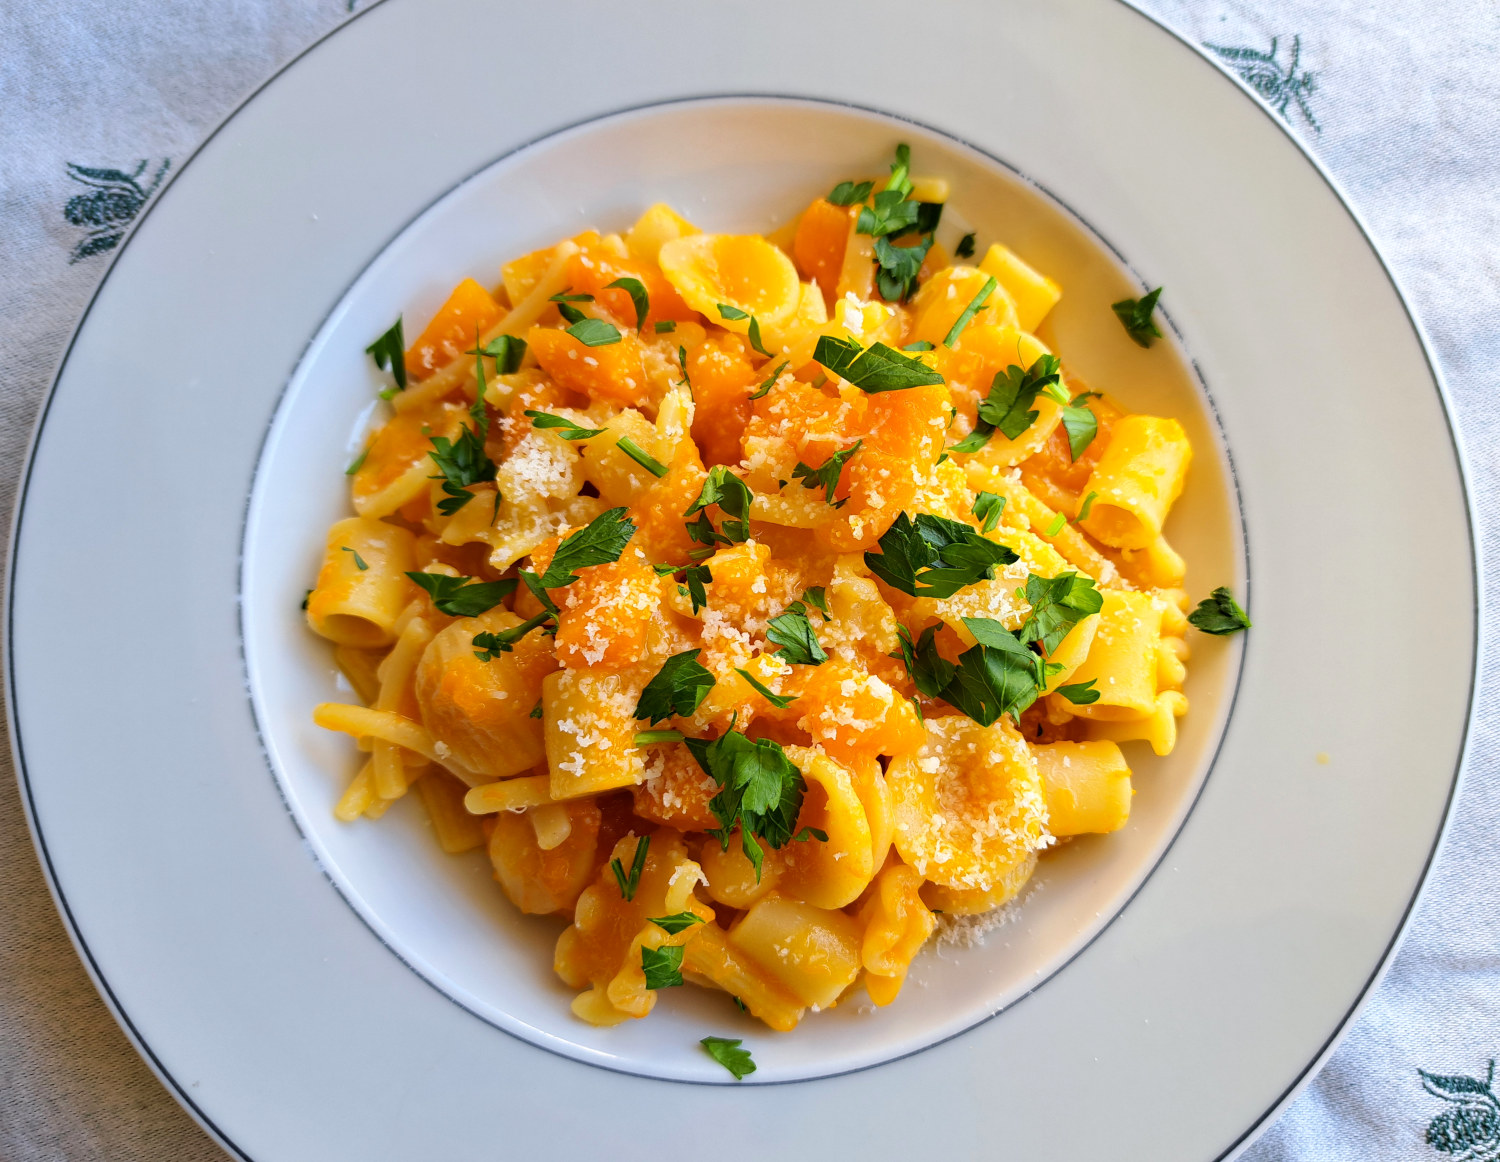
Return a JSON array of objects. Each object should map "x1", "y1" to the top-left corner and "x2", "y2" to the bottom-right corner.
[{"x1": 2, "y1": 1, "x2": 1496, "y2": 1157}]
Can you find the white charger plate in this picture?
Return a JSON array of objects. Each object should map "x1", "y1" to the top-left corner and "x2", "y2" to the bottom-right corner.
[{"x1": 7, "y1": 0, "x2": 1475, "y2": 1158}]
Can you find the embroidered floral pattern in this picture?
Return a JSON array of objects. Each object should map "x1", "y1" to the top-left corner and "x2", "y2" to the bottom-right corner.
[
  {"x1": 62, "y1": 159, "x2": 170, "y2": 262},
  {"x1": 1420, "y1": 1059, "x2": 1500, "y2": 1159},
  {"x1": 1204, "y1": 34, "x2": 1320, "y2": 132}
]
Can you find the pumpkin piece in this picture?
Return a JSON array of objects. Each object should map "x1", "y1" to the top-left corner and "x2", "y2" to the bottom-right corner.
[
  {"x1": 414, "y1": 609, "x2": 556, "y2": 780},
  {"x1": 553, "y1": 552, "x2": 661, "y2": 671},
  {"x1": 888, "y1": 714, "x2": 1049, "y2": 895},
  {"x1": 554, "y1": 830, "x2": 714, "y2": 1023},
  {"x1": 489, "y1": 797, "x2": 600, "y2": 915},
  {"x1": 404, "y1": 277, "x2": 504, "y2": 382},
  {"x1": 858, "y1": 859, "x2": 936, "y2": 1005},
  {"x1": 793, "y1": 198, "x2": 856, "y2": 312},
  {"x1": 625, "y1": 202, "x2": 701, "y2": 264},
  {"x1": 794, "y1": 661, "x2": 924, "y2": 763},
  {"x1": 564, "y1": 235, "x2": 697, "y2": 328},
  {"x1": 727, "y1": 894, "x2": 863, "y2": 1010},
  {"x1": 775, "y1": 745, "x2": 876, "y2": 909},
  {"x1": 351, "y1": 402, "x2": 465, "y2": 519},
  {"x1": 688, "y1": 335, "x2": 762, "y2": 467},
  {"x1": 633, "y1": 743, "x2": 719, "y2": 830},
  {"x1": 528, "y1": 324, "x2": 650, "y2": 407},
  {"x1": 658, "y1": 233, "x2": 802, "y2": 329},
  {"x1": 740, "y1": 380, "x2": 858, "y2": 493},
  {"x1": 542, "y1": 668, "x2": 647, "y2": 799},
  {"x1": 627, "y1": 438, "x2": 709, "y2": 563}
]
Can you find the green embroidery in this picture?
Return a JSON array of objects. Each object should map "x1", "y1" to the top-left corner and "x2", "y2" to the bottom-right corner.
[
  {"x1": 62, "y1": 160, "x2": 170, "y2": 262},
  {"x1": 1205, "y1": 35, "x2": 1320, "y2": 133},
  {"x1": 1419, "y1": 1058, "x2": 1500, "y2": 1157}
]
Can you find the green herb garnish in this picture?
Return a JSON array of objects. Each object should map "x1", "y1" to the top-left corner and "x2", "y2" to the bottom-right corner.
[
  {"x1": 649, "y1": 912, "x2": 705, "y2": 935},
  {"x1": 685, "y1": 467, "x2": 753, "y2": 543},
  {"x1": 1187, "y1": 586, "x2": 1251, "y2": 635},
  {"x1": 635, "y1": 650, "x2": 717, "y2": 724},
  {"x1": 700, "y1": 1036, "x2": 756, "y2": 1080},
  {"x1": 686, "y1": 728, "x2": 805, "y2": 879},
  {"x1": 566, "y1": 318, "x2": 622, "y2": 347},
  {"x1": 617, "y1": 436, "x2": 669, "y2": 478},
  {"x1": 537, "y1": 507, "x2": 637, "y2": 589},
  {"x1": 1017, "y1": 572, "x2": 1103, "y2": 653},
  {"x1": 655, "y1": 320, "x2": 677, "y2": 334},
  {"x1": 749, "y1": 360, "x2": 787, "y2": 401},
  {"x1": 1056, "y1": 679, "x2": 1100, "y2": 704},
  {"x1": 477, "y1": 334, "x2": 527, "y2": 375},
  {"x1": 766, "y1": 601, "x2": 827, "y2": 666},
  {"x1": 610, "y1": 834, "x2": 650, "y2": 901},
  {"x1": 641, "y1": 945, "x2": 685, "y2": 989},
  {"x1": 365, "y1": 317, "x2": 407, "y2": 390},
  {"x1": 863, "y1": 511, "x2": 1019, "y2": 598},
  {"x1": 471, "y1": 611, "x2": 552, "y2": 660},
  {"x1": 943, "y1": 276, "x2": 996, "y2": 348},
  {"x1": 891, "y1": 623, "x2": 955, "y2": 698},
  {"x1": 635, "y1": 729, "x2": 686, "y2": 746},
  {"x1": 954, "y1": 233, "x2": 977, "y2": 259},
  {"x1": 606, "y1": 276, "x2": 649, "y2": 331},
  {"x1": 405, "y1": 572, "x2": 517, "y2": 616},
  {"x1": 791, "y1": 440, "x2": 861, "y2": 507},
  {"x1": 526, "y1": 409, "x2": 606, "y2": 440},
  {"x1": 734, "y1": 667, "x2": 798, "y2": 709},
  {"x1": 812, "y1": 335, "x2": 944, "y2": 393},
  {"x1": 342, "y1": 547, "x2": 369, "y2": 571},
  {"x1": 1112, "y1": 287, "x2": 1163, "y2": 347},
  {"x1": 972, "y1": 491, "x2": 1005, "y2": 533},
  {"x1": 828, "y1": 179, "x2": 874, "y2": 206}
]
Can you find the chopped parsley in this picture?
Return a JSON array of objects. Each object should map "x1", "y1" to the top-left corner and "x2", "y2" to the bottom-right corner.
[
  {"x1": 342, "y1": 546, "x2": 369, "y2": 571},
  {"x1": 749, "y1": 360, "x2": 788, "y2": 401},
  {"x1": 684, "y1": 467, "x2": 753, "y2": 544},
  {"x1": 828, "y1": 179, "x2": 874, "y2": 206},
  {"x1": 766, "y1": 601, "x2": 827, "y2": 666},
  {"x1": 1017, "y1": 572, "x2": 1103, "y2": 653},
  {"x1": 791, "y1": 440, "x2": 861, "y2": 507},
  {"x1": 734, "y1": 667, "x2": 798, "y2": 709},
  {"x1": 617, "y1": 436, "x2": 669, "y2": 477},
  {"x1": 610, "y1": 834, "x2": 650, "y2": 901},
  {"x1": 1056, "y1": 679, "x2": 1100, "y2": 704},
  {"x1": 1077, "y1": 490, "x2": 1099, "y2": 521},
  {"x1": 681, "y1": 563, "x2": 713, "y2": 612},
  {"x1": 405, "y1": 572, "x2": 516, "y2": 616},
  {"x1": 949, "y1": 354, "x2": 1062, "y2": 453},
  {"x1": 365, "y1": 316, "x2": 407, "y2": 390},
  {"x1": 854, "y1": 144, "x2": 917, "y2": 238},
  {"x1": 1060, "y1": 392, "x2": 1100, "y2": 460},
  {"x1": 566, "y1": 317, "x2": 622, "y2": 347},
  {"x1": 1112, "y1": 287, "x2": 1163, "y2": 347},
  {"x1": 526, "y1": 409, "x2": 605, "y2": 440},
  {"x1": 812, "y1": 335, "x2": 944, "y2": 393},
  {"x1": 344, "y1": 446, "x2": 369, "y2": 475},
  {"x1": 716, "y1": 304, "x2": 773, "y2": 357},
  {"x1": 537, "y1": 507, "x2": 637, "y2": 589},
  {"x1": 606, "y1": 276, "x2": 649, "y2": 331},
  {"x1": 476, "y1": 334, "x2": 527, "y2": 375},
  {"x1": 903, "y1": 340, "x2": 935, "y2": 352},
  {"x1": 801, "y1": 586, "x2": 830, "y2": 620},
  {"x1": 1187, "y1": 586, "x2": 1251, "y2": 635},
  {"x1": 655, "y1": 320, "x2": 677, "y2": 334},
  {"x1": 955, "y1": 232, "x2": 977, "y2": 259},
  {"x1": 874, "y1": 233, "x2": 932, "y2": 302},
  {"x1": 891, "y1": 623, "x2": 955, "y2": 698},
  {"x1": 1044, "y1": 512, "x2": 1067, "y2": 537},
  {"x1": 635, "y1": 650, "x2": 717, "y2": 724},
  {"x1": 700, "y1": 1036, "x2": 756, "y2": 1080},
  {"x1": 634, "y1": 729, "x2": 686, "y2": 746},
  {"x1": 972, "y1": 491, "x2": 1005, "y2": 533},
  {"x1": 471, "y1": 611, "x2": 552, "y2": 660},
  {"x1": 686, "y1": 728, "x2": 806, "y2": 879},
  {"x1": 649, "y1": 911, "x2": 705, "y2": 935},
  {"x1": 427, "y1": 384, "x2": 496, "y2": 517},
  {"x1": 641, "y1": 944, "x2": 685, "y2": 989},
  {"x1": 863, "y1": 511, "x2": 1019, "y2": 599},
  {"x1": 301, "y1": 589, "x2": 312, "y2": 611},
  {"x1": 940, "y1": 616, "x2": 1062, "y2": 727},
  {"x1": 549, "y1": 292, "x2": 593, "y2": 323},
  {"x1": 530, "y1": 701, "x2": 543, "y2": 719},
  {"x1": 942, "y1": 276, "x2": 997, "y2": 348}
]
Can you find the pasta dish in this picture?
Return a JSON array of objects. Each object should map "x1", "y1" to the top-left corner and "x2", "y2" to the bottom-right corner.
[{"x1": 302, "y1": 145, "x2": 1247, "y2": 1076}]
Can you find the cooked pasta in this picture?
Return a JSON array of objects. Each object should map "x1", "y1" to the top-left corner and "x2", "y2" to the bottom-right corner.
[{"x1": 303, "y1": 143, "x2": 1241, "y2": 1045}]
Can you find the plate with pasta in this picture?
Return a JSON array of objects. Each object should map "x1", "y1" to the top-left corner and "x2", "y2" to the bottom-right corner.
[{"x1": 8, "y1": 1, "x2": 1473, "y2": 1159}]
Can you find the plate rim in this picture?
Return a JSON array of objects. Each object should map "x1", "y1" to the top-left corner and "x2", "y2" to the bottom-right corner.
[{"x1": 2, "y1": 0, "x2": 1479, "y2": 1157}]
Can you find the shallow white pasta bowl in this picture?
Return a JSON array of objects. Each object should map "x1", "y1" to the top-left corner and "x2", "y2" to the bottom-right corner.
[{"x1": 6, "y1": 1, "x2": 1474, "y2": 1159}]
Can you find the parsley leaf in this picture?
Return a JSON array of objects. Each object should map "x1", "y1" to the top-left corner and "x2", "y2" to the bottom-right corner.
[
  {"x1": 610, "y1": 834, "x2": 650, "y2": 901},
  {"x1": 685, "y1": 466, "x2": 753, "y2": 543},
  {"x1": 716, "y1": 304, "x2": 772, "y2": 356},
  {"x1": 649, "y1": 911, "x2": 705, "y2": 935},
  {"x1": 606, "y1": 276, "x2": 649, "y2": 331},
  {"x1": 634, "y1": 729, "x2": 685, "y2": 746},
  {"x1": 812, "y1": 335, "x2": 944, "y2": 393},
  {"x1": 1077, "y1": 490, "x2": 1099, "y2": 521},
  {"x1": 405, "y1": 572, "x2": 517, "y2": 616},
  {"x1": 943, "y1": 276, "x2": 996, "y2": 348},
  {"x1": 365, "y1": 317, "x2": 407, "y2": 390},
  {"x1": 916, "y1": 201, "x2": 944, "y2": 234},
  {"x1": 427, "y1": 414, "x2": 496, "y2": 517},
  {"x1": 1018, "y1": 572, "x2": 1104, "y2": 654},
  {"x1": 549, "y1": 292, "x2": 592, "y2": 324},
  {"x1": 471, "y1": 611, "x2": 553, "y2": 660},
  {"x1": 749, "y1": 360, "x2": 787, "y2": 401},
  {"x1": 635, "y1": 650, "x2": 716, "y2": 724},
  {"x1": 791, "y1": 440, "x2": 861, "y2": 506},
  {"x1": 617, "y1": 436, "x2": 669, "y2": 477},
  {"x1": 801, "y1": 586, "x2": 830, "y2": 619},
  {"x1": 978, "y1": 355, "x2": 1062, "y2": 439},
  {"x1": 343, "y1": 546, "x2": 368, "y2": 571},
  {"x1": 766, "y1": 601, "x2": 827, "y2": 666},
  {"x1": 1056, "y1": 679, "x2": 1100, "y2": 704},
  {"x1": 530, "y1": 701, "x2": 543, "y2": 719},
  {"x1": 1187, "y1": 586, "x2": 1251, "y2": 635},
  {"x1": 345, "y1": 446, "x2": 369, "y2": 475},
  {"x1": 566, "y1": 318, "x2": 622, "y2": 347},
  {"x1": 716, "y1": 303, "x2": 749, "y2": 321},
  {"x1": 640, "y1": 944, "x2": 685, "y2": 989},
  {"x1": 955, "y1": 232, "x2": 977, "y2": 259},
  {"x1": 874, "y1": 234, "x2": 932, "y2": 302},
  {"x1": 1112, "y1": 287, "x2": 1163, "y2": 347},
  {"x1": 734, "y1": 667, "x2": 798, "y2": 709},
  {"x1": 1060, "y1": 393, "x2": 1099, "y2": 460},
  {"x1": 700, "y1": 1036, "x2": 756, "y2": 1080},
  {"x1": 479, "y1": 334, "x2": 527, "y2": 375},
  {"x1": 301, "y1": 589, "x2": 312, "y2": 611},
  {"x1": 828, "y1": 179, "x2": 874, "y2": 206},
  {"x1": 526, "y1": 409, "x2": 605, "y2": 440},
  {"x1": 686, "y1": 728, "x2": 805, "y2": 878},
  {"x1": 538, "y1": 508, "x2": 637, "y2": 589},
  {"x1": 941, "y1": 617, "x2": 1059, "y2": 726},
  {"x1": 863, "y1": 512, "x2": 1019, "y2": 599},
  {"x1": 1044, "y1": 512, "x2": 1067, "y2": 537},
  {"x1": 904, "y1": 340, "x2": 935, "y2": 352},
  {"x1": 891, "y1": 623, "x2": 955, "y2": 698},
  {"x1": 681, "y1": 563, "x2": 712, "y2": 613},
  {"x1": 972, "y1": 491, "x2": 1005, "y2": 533},
  {"x1": 655, "y1": 320, "x2": 677, "y2": 334}
]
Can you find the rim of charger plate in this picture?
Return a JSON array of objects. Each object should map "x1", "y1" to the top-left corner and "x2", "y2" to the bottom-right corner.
[{"x1": 0, "y1": 1, "x2": 1476, "y2": 1158}]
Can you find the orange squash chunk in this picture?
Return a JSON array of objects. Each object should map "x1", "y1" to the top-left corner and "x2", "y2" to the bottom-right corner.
[
  {"x1": 404, "y1": 277, "x2": 504, "y2": 382},
  {"x1": 632, "y1": 743, "x2": 719, "y2": 830},
  {"x1": 553, "y1": 553, "x2": 661, "y2": 670},
  {"x1": 793, "y1": 198, "x2": 855, "y2": 312},
  {"x1": 794, "y1": 660, "x2": 924, "y2": 762},
  {"x1": 688, "y1": 335, "x2": 761, "y2": 467},
  {"x1": 628, "y1": 442, "x2": 708, "y2": 564},
  {"x1": 564, "y1": 237, "x2": 697, "y2": 328},
  {"x1": 528, "y1": 324, "x2": 649, "y2": 406}
]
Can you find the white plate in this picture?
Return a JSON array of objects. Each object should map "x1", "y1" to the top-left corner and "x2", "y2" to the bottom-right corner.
[{"x1": 7, "y1": 0, "x2": 1474, "y2": 1158}]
